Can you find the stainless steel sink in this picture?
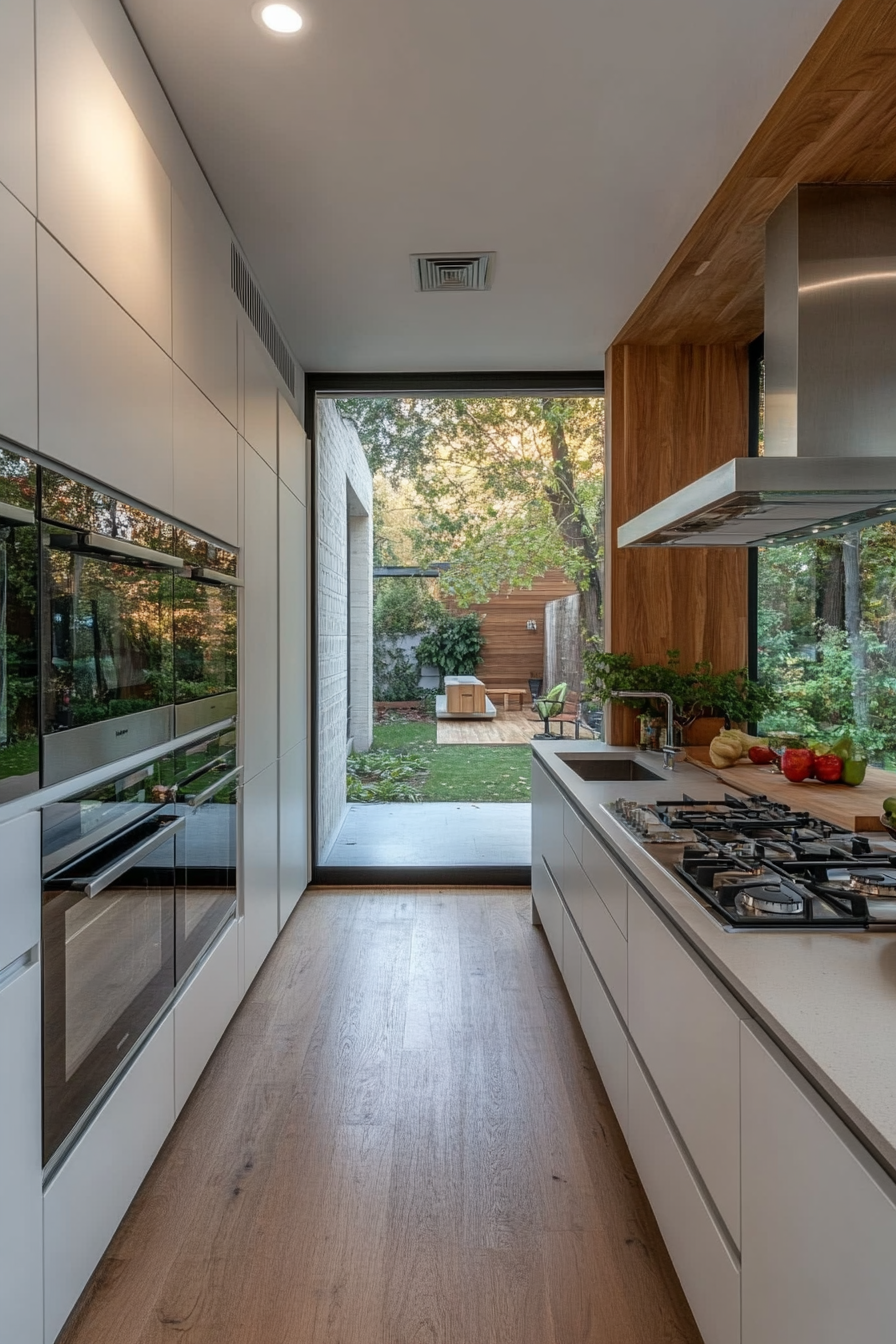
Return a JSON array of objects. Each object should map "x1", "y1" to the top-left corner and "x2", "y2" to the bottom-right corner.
[{"x1": 556, "y1": 756, "x2": 664, "y2": 782}]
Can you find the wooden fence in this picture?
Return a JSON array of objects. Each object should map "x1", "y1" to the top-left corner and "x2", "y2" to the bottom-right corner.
[{"x1": 543, "y1": 592, "x2": 582, "y2": 693}]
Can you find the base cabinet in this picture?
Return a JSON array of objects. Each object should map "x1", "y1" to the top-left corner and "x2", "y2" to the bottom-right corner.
[
  {"x1": 43, "y1": 1017, "x2": 175, "y2": 1344},
  {"x1": 628, "y1": 1048, "x2": 741, "y2": 1344},
  {"x1": 0, "y1": 961, "x2": 43, "y2": 1344},
  {"x1": 242, "y1": 762, "x2": 279, "y2": 986},
  {"x1": 174, "y1": 920, "x2": 240, "y2": 1116},
  {"x1": 580, "y1": 953, "x2": 628, "y2": 1131},
  {"x1": 741, "y1": 1022, "x2": 896, "y2": 1344},
  {"x1": 532, "y1": 854, "x2": 563, "y2": 965}
]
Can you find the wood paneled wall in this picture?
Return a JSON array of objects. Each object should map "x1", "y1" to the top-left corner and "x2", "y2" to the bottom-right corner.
[
  {"x1": 445, "y1": 569, "x2": 577, "y2": 689},
  {"x1": 604, "y1": 344, "x2": 749, "y2": 743}
]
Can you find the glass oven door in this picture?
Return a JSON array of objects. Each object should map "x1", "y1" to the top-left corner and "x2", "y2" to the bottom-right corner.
[
  {"x1": 173, "y1": 731, "x2": 239, "y2": 982},
  {"x1": 0, "y1": 443, "x2": 39, "y2": 802},
  {"x1": 41, "y1": 525, "x2": 179, "y2": 785},
  {"x1": 173, "y1": 532, "x2": 240, "y2": 736},
  {"x1": 42, "y1": 759, "x2": 181, "y2": 1166}
]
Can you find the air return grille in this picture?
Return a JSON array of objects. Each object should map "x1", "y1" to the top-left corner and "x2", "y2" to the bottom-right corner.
[
  {"x1": 412, "y1": 252, "x2": 495, "y2": 292},
  {"x1": 231, "y1": 244, "x2": 296, "y2": 396}
]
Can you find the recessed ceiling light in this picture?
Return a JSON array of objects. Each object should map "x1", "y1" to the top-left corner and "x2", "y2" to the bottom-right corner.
[{"x1": 253, "y1": 2, "x2": 303, "y2": 34}]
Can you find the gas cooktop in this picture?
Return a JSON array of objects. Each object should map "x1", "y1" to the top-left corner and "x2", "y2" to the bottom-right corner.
[{"x1": 608, "y1": 793, "x2": 896, "y2": 931}]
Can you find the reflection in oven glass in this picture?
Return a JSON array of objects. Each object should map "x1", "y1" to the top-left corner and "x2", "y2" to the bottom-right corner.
[
  {"x1": 0, "y1": 445, "x2": 39, "y2": 798},
  {"x1": 43, "y1": 539, "x2": 175, "y2": 732},
  {"x1": 173, "y1": 575, "x2": 237, "y2": 704},
  {"x1": 64, "y1": 886, "x2": 165, "y2": 1078}
]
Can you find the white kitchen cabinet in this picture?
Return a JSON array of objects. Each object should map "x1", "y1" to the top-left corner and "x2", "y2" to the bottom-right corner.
[
  {"x1": 242, "y1": 445, "x2": 279, "y2": 780},
  {"x1": 279, "y1": 484, "x2": 307, "y2": 755},
  {"x1": 243, "y1": 328, "x2": 278, "y2": 470},
  {"x1": 628, "y1": 888, "x2": 742, "y2": 1243},
  {"x1": 582, "y1": 826, "x2": 628, "y2": 936},
  {"x1": 279, "y1": 739, "x2": 309, "y2": 928},
  {"x1": 562, "y1": 799, "x2": 584, "y2": 863},
  {"x1": 0, "y1": 0, "x2": 36, "y2": 210},
  {"x1": 531, "y1": 759, "x2": 564, "y2": 882},
  {"x1": 560, "y1": 905, "x2": 583, "y2": 1015},
  {"x1": 278, "y1": 393, "x2": 306, "y2": 503},
  {"x1": 580, "y1": 953, "x2": 628, "y2": 1131},
  {"x1": 43, "y1": 1016, "x2": 175, "y2": 1344},
  {"x1": 38, "y1": 228, "x2": 173, "y2": 514},
  {"x1": 242, "y1": 762, "x2": 279, "y2": 987},
  {"x1": 173, "y1": 367, "x2": 239, "y2": 544},
  {"x1": 561, "y1": 836, "x2": 589, "y2": 929},
  {"x1": 36, "y1": 0, "x2": 171, "y2": 351},
  {"x1": 741, "y1": 1021, "x2": 896, "y2": 1344},
  {"x1": 174, "y1": 919, "x2": 239, "y2": 1116},
  {"x1": 531, "y1": 854, "x2": 563, "y2": 966},
  {"x1": 0, "y1": 186, "x2": 38, "y2": 451},
  {"x1": 628, "y1": 1048, "x2": 740, "y2": 1344},
  {"x1": 0, "y1": 811, "x2": 40, "y2": 973},
  {"x1": 0, "y1": 960, "x2": 43, "y2": 1344},
  {"x1": 572, "y1": 845, "x2": 628, "y2": 1020},
  {"x1": 172, "y1": 194, "x2": 237, "y2": 427}
]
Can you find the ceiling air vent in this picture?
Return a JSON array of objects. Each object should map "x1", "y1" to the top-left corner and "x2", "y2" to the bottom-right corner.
[
  {"x1": 412, "y1": 252, "x2": 495, "y2": 292},
  {"x1": 231, "y1": 244, "x2": 296, "y2": 396}
]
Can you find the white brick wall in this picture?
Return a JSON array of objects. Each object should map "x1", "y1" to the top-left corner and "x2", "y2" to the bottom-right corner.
[{"x1": 316, "y1": 398, "x2": 373, "y2": 860}]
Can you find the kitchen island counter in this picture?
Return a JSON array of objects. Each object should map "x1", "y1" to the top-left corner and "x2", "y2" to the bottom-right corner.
[{"x1": 532, "y1": 738, "x2": 896, "y2": 1181}]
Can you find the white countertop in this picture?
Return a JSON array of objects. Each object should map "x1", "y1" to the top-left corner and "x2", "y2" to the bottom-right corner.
[{"x1": 532, "y1": 738, "x2": 896, "y2": 1180}]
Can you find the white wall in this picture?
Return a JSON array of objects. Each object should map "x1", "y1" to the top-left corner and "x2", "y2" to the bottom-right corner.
[
  {"x1": 0, "y1": 4, "x2": 312, "y2": 1339},
  {"x1": 316, "y1": 398, "x2": 373, "y2": 862}
]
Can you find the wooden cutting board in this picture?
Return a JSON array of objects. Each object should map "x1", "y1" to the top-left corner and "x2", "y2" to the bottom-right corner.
[{"x1": 684, "y1": 746, "x2": 896, "y2": 832}]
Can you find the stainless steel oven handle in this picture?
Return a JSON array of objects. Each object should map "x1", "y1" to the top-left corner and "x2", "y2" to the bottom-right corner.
[
  {"x1": 78, "y1": 816, "x2": 186, "y2": 899},
  {"x1": 188, "y1": 766, "x2": 243, "y2": 810},
  {"x1": 187, "y1": 566, "x2": 244, "y2": 587},
  {"x1": 170, "y1": 753, "x2": 232, "y2": 798},
  {"x1": 50, "y1": 531, "x2": 184, "y2": 569}
]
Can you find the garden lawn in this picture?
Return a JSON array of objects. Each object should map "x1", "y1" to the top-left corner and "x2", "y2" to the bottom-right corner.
[{"x1": 369, "y1": 717, "x2": 531, "y2": 802}]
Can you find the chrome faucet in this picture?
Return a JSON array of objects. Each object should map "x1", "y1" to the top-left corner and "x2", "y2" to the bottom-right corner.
[{"x1": 615, "y1": 691, "x2": 678, "y2": 770}]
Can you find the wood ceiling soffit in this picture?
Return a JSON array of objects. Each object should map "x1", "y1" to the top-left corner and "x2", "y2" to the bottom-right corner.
[{"x1": 615, "y1": 0, "x2": 896, "y2": 346}]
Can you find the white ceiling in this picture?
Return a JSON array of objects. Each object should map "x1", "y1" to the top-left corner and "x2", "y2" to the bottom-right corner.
[{"x1": 122, "y1": 0, "x2": 840, "y2": 373}]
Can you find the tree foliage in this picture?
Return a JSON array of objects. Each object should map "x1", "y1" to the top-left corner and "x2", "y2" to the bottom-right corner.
[{"x1": 416, "y1": 613, "x2": 485, "y2": 680}]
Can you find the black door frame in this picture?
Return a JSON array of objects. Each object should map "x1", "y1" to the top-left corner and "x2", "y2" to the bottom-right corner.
[{"x1": 305, "y1": 369, "x2": 605, "y2": 886}]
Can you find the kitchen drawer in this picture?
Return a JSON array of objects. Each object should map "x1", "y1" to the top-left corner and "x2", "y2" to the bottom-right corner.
[
  {"x1": 174, "y1": 919, "x2": 239, "y2": 1116},
  {"x1": 580, "y1": 953, "x2": 628, "y2": 1132},
  {"x1": 561, "y1": 906, "x2": 582, "y2": 1015},
  {"x1": 582, "y1": 826, "x2": 628, "y2": 936},
  {"x1": 531, "y1": 759, "x2": 564, "y2": 879},
  {"x1": 44, "y1": 1015, "x2": 174, "y2": 1344},
  {"x1": 0, "y1": 960, "x2": 42, "y2": 1344},
  {"x1": 575, "y1": 848, "x2": 628, "y2": 1020},
  {"x1": 628, "y1": 1048, "x2": 740, "y2": 1344},
  {"x1": 532, "y1": 855, "x2": 563, "y2": 967},
  {"x1": 0, "y1": 812, "x2": 40, "y2": 972},
  {"x1": 628, "y1": 888, "x2": 741, "y2": 1243},
  {"x1": 562, "y1": 799, "x2": 584, "y2": 863},
  {"x1": 561, "y1": 836, "x2": 591, "y2": 928}
]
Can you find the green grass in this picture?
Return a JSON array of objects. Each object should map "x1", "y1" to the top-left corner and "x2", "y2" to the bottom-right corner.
[{"x1": 364, "y1": 716, "x2": 531, "y2": 802}]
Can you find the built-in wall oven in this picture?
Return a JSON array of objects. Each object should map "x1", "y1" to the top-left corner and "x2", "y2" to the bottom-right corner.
[
  {"x1": 41, "y1": 731, "x2": 240, "y2": 1168},
  {"x1": 41, "y1": 754, "x2": 181, "y2": 1166},
  {"x1": 172, "y1": 532, "x2": 240, "y2": 737},
  {"x1": 40, "y1": 470, "x2": 181, "y2": 786},
  {"x1": 0, "y1": 441, "x2": 39, "y2": 803}
]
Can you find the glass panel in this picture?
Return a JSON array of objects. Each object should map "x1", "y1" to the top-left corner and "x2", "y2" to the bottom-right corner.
[
  {"x1": 42, "y1": 530, "x2": 174, "y2": 734},
  {"x1": 173, "y1": 575, "x2": 237, "y2": 703},
  {"x1": 175, "y1": 529, "x2": 238, "y2": 576},
  {"x1": 64, "y1": 883, "x2": 165, "y2": 1077},
  {"x1": 42, "y1": 758, "x2": 174, "y2": 873},
  {"x1": 41, "y1": 469, "x2": 175, "y2": 554},
  {"x1": 0, "y1": 445, "x2": 39, "y2": 798}
]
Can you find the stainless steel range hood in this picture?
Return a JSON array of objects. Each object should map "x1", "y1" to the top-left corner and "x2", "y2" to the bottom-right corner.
[{"x1": 618, "y1": 185, "x2": 896, "y2": 548}]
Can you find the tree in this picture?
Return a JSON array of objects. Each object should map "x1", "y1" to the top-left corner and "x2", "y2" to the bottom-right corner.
[{"x1": 337, "y1": 396, "x2": 605, "y2": 642}]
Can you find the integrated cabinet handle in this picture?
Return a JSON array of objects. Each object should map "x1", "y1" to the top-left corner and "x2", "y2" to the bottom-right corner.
[
  {"x1": 0, "y1": 500, "x2": 35, "y2": 526},
  {"x1": 50, "y1": 531, "x2": 184, "y2": 569},
  {"x1": 188, "y1": 766, "x2": 242, "y2": 810},
  {"x1": 77, "y1": 816, "x2": 186, "y2": 899}
]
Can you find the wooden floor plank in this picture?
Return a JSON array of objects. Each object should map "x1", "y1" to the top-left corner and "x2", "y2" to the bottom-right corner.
[
  {"x1": 60, "y1": 888, "x2": 702, "y2": 1344},
  {"x1": 436, "y1": 708, "x2": 597, "y2": 745}
]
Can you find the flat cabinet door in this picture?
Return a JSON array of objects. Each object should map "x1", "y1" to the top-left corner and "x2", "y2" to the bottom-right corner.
[
  {"x1": 0, "y1": 0, "x2": 36, "y2": 209},
  {"x1": 560, "y1": 905, "x2": 582, "y2": 1014},
  {"x1": 242, "y1": 329, "x2": 278, "y2": 470},
  {"x1": 0, "y1": 812, "x2": 40, "y2": 973},
  {"x1": 279, "y1": 740, "x2": 309, "y2": 928},
  {"x1": 38, "y1": 229, "x2": 174, "y2": 516},
  {"x1": 531, "y1": 854, "x2": 563, "y2": 967},
  {"x1": 36, "y1": 0, "x2": 171, "y2": 350},
  {"x1": 531, "y1": 760, "x2": 564, "y2": 882},
  {"x1": 580, "y1": 954, "x2": 628, "y2": 1131},
  {"x1": 172, "y1": 193, "x2": 237, "y2": 427},
  {"x1": 582, "y1": 827, "x2": 627, "y2": 936},
  {"x1": 0, "y1": 962, "x2": 42, "y2": 1344},
  {"x1": 174, "y1": 920, "x2": 239, "y2": 1116},
  {"x1": 242, "y1": 446, "x2": 279, "y2": 780},
  {"x1": 279, "y1": 484, "x2": 307, "y2": 755},
  {"x1": 741, "y1": 1022, "x2": 896, "y2": 1344},
  {"x1": 173, "y1": 368, "x2": 239, "y2": 545},
  {"x1": 0, "y1": 187, "x2": 37, "y2": 451},
  {"x1": 278, "y1": 394, "x2": 306, "y2": 503},
  {"x1": 627, "y1": 888, "x2": 741, "y2": 1244},
  {"x1": 242, "y1": 762, "x2": 279, "y2": 987}
]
